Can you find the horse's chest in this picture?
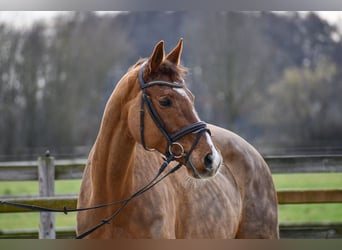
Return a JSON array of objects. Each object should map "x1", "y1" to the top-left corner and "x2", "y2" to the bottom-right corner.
[
  {"x1": 129, "y1": 169, "x2": 241, "y2": 238},
  {"x1": 174, "y1": 176, "x2": 241, "y2": 238}
]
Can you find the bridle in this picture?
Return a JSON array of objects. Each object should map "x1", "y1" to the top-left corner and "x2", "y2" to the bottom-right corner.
[
  {"x1": 138, "y1": 61, "x2": 211, "y2": 163},
  {"x1": 0, "y1": 61, "x2": 212, "y2": 239}
]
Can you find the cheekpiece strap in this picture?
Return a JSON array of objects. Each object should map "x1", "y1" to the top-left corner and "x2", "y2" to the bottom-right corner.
[{"x1": 138, "y1": 61, "x2": 148, "y2": 90}]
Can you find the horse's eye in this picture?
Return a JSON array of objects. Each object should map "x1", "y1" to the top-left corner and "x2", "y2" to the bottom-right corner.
[{"x1": 158, "y1": 97, "x2": 172, "y2": 107}]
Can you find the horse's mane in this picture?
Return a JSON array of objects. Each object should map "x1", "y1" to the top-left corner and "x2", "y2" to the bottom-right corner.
[{"x1": 130, "y1": 58, "x2": 188, "y2": 82}]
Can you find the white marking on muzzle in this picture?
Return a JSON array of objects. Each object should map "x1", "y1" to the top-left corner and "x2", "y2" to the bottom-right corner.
[{"x1": 205, "y1": 133, "x2": 222, "y2": 169}]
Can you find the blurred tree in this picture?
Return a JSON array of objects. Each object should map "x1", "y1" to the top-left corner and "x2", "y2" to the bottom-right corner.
[
  {"x1": 0, "y1": 12, "x2": 133, "y2": 159},
  {"x1": 42, "y1": 12, "x2": 133, "y2": 151},
  {"x1": 0, "y1": 25, "x2": 21, "y2": 156},
  {"x1": 183, "y1": 12, "x2": 276, "y2": 136},
  {"x1": 261, "y1": 12, "x2": 342, "y2": 70},
  {"x1": 15, "y1": 24, "x2": 46, "y2": 154},
  {"x1": 258, "y1": 59, "x2": 342, "y2": 148},
  {"x1": 1, "y1": 11, "x2": 342, "y2": 159}
]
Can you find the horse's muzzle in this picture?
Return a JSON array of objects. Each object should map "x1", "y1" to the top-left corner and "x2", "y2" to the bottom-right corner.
[{"x1": 187, "y1": 146, "x2": 222, "y2": 179}]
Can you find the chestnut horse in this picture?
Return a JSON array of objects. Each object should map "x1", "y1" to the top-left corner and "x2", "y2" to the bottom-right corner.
[{"x1": 76, "y1": 39, "x2": 279, "y2": 238}]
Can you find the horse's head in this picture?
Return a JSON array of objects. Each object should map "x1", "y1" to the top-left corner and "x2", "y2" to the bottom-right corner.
[{"x1": 128, "y1": 39, "x2": 222, "y2": 179}]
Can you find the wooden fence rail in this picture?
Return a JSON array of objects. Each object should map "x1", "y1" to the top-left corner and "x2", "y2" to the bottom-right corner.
[
  {"x1": 1, "y1": 155, "x2": 342, "y2": 239},
  {"x1": 1, "y1": 188, "x2": 342, "y2": 214},
  {"x1": 1, "y1": 155, "x2": 342, "y2": 182}
]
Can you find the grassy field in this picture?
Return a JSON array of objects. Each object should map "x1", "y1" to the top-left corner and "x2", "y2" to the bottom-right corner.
[
  {"x1": 0, "y1": 173, "x2": 341, "y2": 230},
  {"x1": 0, "y1": 180, "x2": 81, "y2": 229},
  {"x1": 272, "y1": 173, "x2": 342, "y2": 223}
]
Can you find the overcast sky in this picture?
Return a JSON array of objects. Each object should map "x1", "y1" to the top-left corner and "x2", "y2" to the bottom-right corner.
[
  {"x1": 0, "y1": 11, "x2": 341, "y2": 30},
  {"x1": 0, "y1": 11, "x2": 119, "y2": 29}
]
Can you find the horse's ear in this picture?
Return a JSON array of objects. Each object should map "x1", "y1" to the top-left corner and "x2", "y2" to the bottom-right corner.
[
  {"x1": 166, "y1": 38, "x2": 183, "y2": 65},
  {"x1": 148, "y1": 40, "x2": 165, "y2": 73}
]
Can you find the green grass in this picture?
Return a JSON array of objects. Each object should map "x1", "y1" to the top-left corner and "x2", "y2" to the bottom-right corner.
[
  {"x1": 0, "y1": 174, "x2": 341, "y2": 230},
  {"x1": 278, "y1": 203, "x2": 342, "y2": 223},
  {"x1": 272, "y1": 173, "x2": 342, "y2": 224},
  {"x1": 0, "y1": 180, "x2": 81, "y2": 230},
  {"x1": 0, "y1": 180, "x2": 81, "y2": 196},
  {"x1": 272, "y1": 172, "x2": 342, "y2": 190}
]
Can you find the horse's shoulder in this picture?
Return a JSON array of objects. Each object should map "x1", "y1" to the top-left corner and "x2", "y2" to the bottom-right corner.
[
  {"x1": 208, "y1": 123, "x2": 272, "y2": 186},
  {"x1": 208, "y1": 124, "x2": 264, "y2": 162}
]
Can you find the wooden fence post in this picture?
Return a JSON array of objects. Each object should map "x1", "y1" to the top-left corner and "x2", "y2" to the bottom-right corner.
[{"x1": 38, "y1": 152, "x2": 56, "y2": 239}]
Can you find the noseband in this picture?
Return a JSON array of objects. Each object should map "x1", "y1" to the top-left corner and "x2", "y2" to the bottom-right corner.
[{"x1": 138, "y1": 61, "x2": 210, "y2": 161}]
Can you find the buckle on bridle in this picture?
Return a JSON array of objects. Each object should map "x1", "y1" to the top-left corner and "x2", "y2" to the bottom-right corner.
[{"x1": 168, "y1": 142, "x2": 185, "y2": 159}]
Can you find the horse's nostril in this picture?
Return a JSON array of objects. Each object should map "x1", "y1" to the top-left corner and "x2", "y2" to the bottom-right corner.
[{"x1": 204, "y1": 153, "x2": 214, "y2": 170}]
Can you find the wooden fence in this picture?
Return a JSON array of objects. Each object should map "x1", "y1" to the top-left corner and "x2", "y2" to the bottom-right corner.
[{"x1": 0, "y1": 155, "x2": 342, "y2": 239}]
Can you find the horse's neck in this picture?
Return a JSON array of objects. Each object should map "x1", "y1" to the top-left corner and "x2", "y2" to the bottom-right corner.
[{"x1": 90, "y1": 75, "x2": 138, "y2": 201}]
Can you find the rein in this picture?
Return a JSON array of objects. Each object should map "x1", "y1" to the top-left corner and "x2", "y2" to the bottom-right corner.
[
  {"x1": 0, "y1": 61, "x2": 211, "y2": 239},
  {"x1": 0, "y1": 155, "x2": 182, "y2": 239}
]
